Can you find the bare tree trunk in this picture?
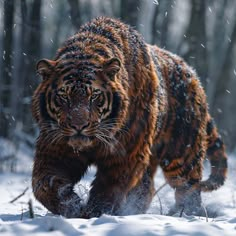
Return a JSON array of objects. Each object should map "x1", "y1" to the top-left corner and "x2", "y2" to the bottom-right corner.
[
  {"x1": 67, "y1": 0, "x2": 81, "y2": 30},
  {"x1": 0, "y1": 0, "x2": 15, "y2": 138},
  {"x1": 151, "y1": 0, "x2": 172, "y2": 48},
  {"x1": 212, "y1": 20, "x2": 236, "y2": 120},
  {"x1": 180, "y1": 0, "x2": 208, "y2": 88},
  {"x1": 110, "y1": 0, "x2": 120, "y2": 18},
  {"x1": 208, "y1": 0, "x2": 228, "y2": 107},
  {"x1": 120, "y1": 0, "x2": 141, "y2": 28},
  {"x1": 10, "y1": 0, "x2": 27, "y2": 136},
  {"x1": 159, "y1": 0, "x2": 172, "y2": 49},
  {"x1": 22, "y1": 0, "x2": 42, "y2": 134},
  {"x1": 51, "y1": 2, "x2": 66, "y2": 55},
  {"x1": 151, "y1": 2, "x2": 161, "y2": 45}
]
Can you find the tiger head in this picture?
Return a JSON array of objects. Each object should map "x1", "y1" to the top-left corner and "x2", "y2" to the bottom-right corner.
[{"x1": 32, "y1": 57, "x2": 129, "y2": 151}]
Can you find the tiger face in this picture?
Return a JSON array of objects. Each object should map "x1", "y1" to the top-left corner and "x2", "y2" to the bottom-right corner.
[{"x1": 33, "y1": 57, "x2": 129, "y2": 151}]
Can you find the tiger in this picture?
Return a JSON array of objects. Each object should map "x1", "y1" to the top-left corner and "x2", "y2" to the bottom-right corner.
[{"x1": 32, "y1": 16, "x2": 227, "y2": 218}]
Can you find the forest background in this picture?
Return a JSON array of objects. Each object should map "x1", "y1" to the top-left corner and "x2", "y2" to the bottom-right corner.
[{"x1": 0, "y1": 0, "x2": 236, "y2": 169}]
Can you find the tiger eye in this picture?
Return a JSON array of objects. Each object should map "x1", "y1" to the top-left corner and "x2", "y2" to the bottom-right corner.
[
  {"x1": 91, "y1": 93, "x2": 99, "y2": 100},
  {"x1": 60, "y1": 87, "x2": 66, "y2": 93},
  {"x1": 61, "y1": 94, "x2": 67, "y2": 99}
]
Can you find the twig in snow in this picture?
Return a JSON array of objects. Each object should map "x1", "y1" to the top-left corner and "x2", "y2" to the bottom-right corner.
[
  {"x1": 154, "y1": 182, "x2": 167, "y2": 196},
  {"x1": 28, "y1": 199, "x2": 34, "y2": 218},
  {"x1": 156, "y1": 193, "x2": 163, "y2": 215},
  {"x1": 231, "y1": 190, "x2": 236, "y2": 208},
  {"x1": 9, "y1": 187, "x2": 29, "y2": 203},
  {"x1": 179, "y1": 206, "x2": 184, "y2": 217},
  {"x1": 201, "y1": 204, "x2": 208, "y2": 222},
  {"x1": 20, "y1": 205, "x2": 24, "y2": 221}
]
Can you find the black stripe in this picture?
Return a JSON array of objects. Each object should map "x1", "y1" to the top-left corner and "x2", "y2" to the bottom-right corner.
[
  {"x1": 100, "y1": 92, "x2": 111, "y2": 116},
  {"x1": 139, "y1": 39, "x2": 150, "y2": 66},
  {"x1": 77, "y1": 61, "x2": 102, "y2": 69},
  {"x1": 60, "y1": 67, "x2": 74, "y2": 76},
  {"x1": 208, "y1": 174, "x2": 225, "y2": 186},
  {"x1": 128, "y1": 27, "x2": 150, "y2": 65},
  {"x1": 155, "y1": 142, "x2": 165, "y2": 158},
  {"x1": 39, "y1": 92, "x2": 52, "y2": 120},
  {"x1": 51, "y1": 78, "x2": 58, "y2": 90},
  {"x1": 79, "y1": 25, "x2": 122, "y2": 49},
  {"x1": 162, "y1": 160, "x2": 183, "y2": 172},
  {"x1": 57, "y1": 61, "x2": 75, "y2": 69},
  {"x1": 93, "y1": 48, "x2": 110, "y2": 58},
  {"x1": 167, "y1": 67, "x2": 186, "y2": 139},
  {"x1": 210, "y1": 159, "x2": 227, "y2": 168},
  {"x1": 65, "y1": 35, "x2": 118, "y2": 57},
  {"x1": 106, "y1": 92, "x2": 121, "y2": 121},
  {"x1": 188, "y1": 178, "x2": 200, "y2": 185},
  {"x1": 62, "y1": 72, "x2": 95, "y2": 81},
  {"x1": 128, "y1": 27, "x2": 138, "y2": 64},
  {"x1": 56, "y1": 45, "x2": 83, "y2": 59},
  {"x1": 206, "y1": 119, "x2": 215, "y2": 136},
  {"x1": 179, "y1": 151, "x2": 203, "y2": 178},
  {"x1": 98, "y1": 93, "x2": 105, "y2": 108},
  {"x1": 106, "y1": 92, "x2": 111, "y2": 109},
  {"x1": 53, "y1": 94, "x2": 61, "y2": 108},
  {"x1": 207, "y1": 138, "x2": 224, "y2": 156},
  {"x1": 64, "y1": 53, "x2": 93, "y2": 60},
  {"x1": 47, "y1": 91, "x2": 57, "y2": 114},
  {"x1": 63, "y1": 74, "x2": 76, "y2": 81}
]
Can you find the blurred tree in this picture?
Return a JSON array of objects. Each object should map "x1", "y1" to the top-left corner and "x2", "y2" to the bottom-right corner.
[
  {"x1": 0, "y1": 0, "x2": 235, "y2": 152},
  {"x1": 151, "y1": 1, "x2": 161, "y2": 45},
  {"x1": 11, "y1": 0, "x2": 27, "y2": 136},
  {"x1": 211, "y1": 9, "x2": 236, "y2": 148},
  {"x1": 67, "y1": 0, "x2": 81, "y2": 30},
  {"x1": 151, "y1": 0, "x2": 173, "y2": 48},
  {"x1": 20, "y1": 0, "x2": 42, "y2": 134},
  {"x1": 180, "y1": 0, "x2": 208, "y2": 88},
  {"x1": 51, "y1": 2, "x2": 67, "y2": 55},
  {"x1": 120, "y1": 0, "x2": 141, "y2": 28},
  {"x1": 207, "y1": 0, "x2": 228, "y2": 108},
  {"x1": 0, "y1": 0, "x2": 15, "y2": 138}
]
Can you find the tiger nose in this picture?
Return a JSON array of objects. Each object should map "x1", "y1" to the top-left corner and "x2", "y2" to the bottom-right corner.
[{"x1": 71, "y1": 122, "x2": 90, "y2": 133}]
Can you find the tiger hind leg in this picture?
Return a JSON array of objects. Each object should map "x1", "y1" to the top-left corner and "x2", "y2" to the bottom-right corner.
[
  {"x1": 163, "y1": 153, "x2": 205, "y2": 216},
  {"x1": 169, "y1": 184, "x2": 202, "y2": 216}
]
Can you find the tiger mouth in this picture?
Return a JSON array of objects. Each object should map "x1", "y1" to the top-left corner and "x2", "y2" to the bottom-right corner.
[
  {"x1": 70, "y1": 133, "x2": 95, "y2": 141},
  {"x1": 67, "y1": 133, "x2": 95, "y2": 150}
]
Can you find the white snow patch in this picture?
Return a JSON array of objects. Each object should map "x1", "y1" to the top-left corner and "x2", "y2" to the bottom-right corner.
[{"x1": 0, "y1": 143, "x2": 236, "y2": 236}]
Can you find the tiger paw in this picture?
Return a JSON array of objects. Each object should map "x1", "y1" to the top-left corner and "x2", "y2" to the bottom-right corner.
[
  {"x1": 167, "y1": 204, "x2": 203, "y2": 217},
  {"x1": 59, "y1": 195, "x2": 85, "y2": 218}
]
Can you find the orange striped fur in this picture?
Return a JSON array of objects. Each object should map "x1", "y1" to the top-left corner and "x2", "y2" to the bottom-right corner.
[{"x1": 32, "y1": 17, "x2": 227, "y2": 218}]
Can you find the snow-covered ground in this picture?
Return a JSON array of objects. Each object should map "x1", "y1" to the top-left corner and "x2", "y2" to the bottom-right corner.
[{"x1": 0, "y1": 142, "x2": 235, "y2": 236}]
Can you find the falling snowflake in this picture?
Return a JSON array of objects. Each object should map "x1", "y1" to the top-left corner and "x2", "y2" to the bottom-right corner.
[{"x1": 153, "y1": 0, "x2": 159, "y2": 5}]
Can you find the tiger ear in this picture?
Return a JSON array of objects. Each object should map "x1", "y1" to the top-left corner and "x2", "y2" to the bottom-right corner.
[
  {"x1": 36, "y1": 59, "x2": 56, "y2": 79},
  {"x1": 103, "y1": 58, "x2": 121, "y2": 79}
]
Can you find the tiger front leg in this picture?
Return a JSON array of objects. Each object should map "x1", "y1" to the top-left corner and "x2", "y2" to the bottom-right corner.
[
  {"x1": 32, "y1": 156, "x2": 88, "y2": 218},
  {"x1": 120, "y1": 168, "x2": 156, "y2": 215},
  {"x1": 82, "y1": 160, "x2": 147, "y2": 218}
]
